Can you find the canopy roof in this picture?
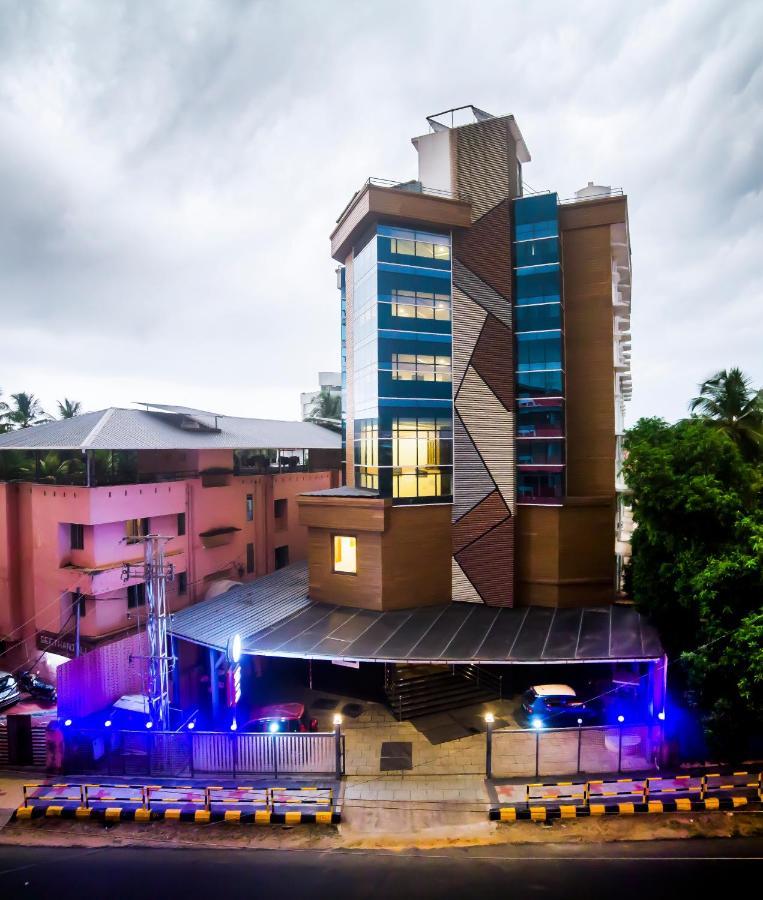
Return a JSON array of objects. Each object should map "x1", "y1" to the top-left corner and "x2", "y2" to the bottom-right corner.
[
  {"x1": 171, "y1": 563, "x2": 663, "y2": 665},
  {"x1": 0, "y1": 405, "x2": 340, "y2": 451}
]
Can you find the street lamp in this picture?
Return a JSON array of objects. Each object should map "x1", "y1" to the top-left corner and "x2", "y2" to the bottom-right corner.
[{"x1": 485, "y1": 712, "x2": 495, "y2": 779}]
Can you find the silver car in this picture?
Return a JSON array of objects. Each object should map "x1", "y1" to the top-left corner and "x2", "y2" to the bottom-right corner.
[{"x1": 0, "y1": 671, "x2": 21, "y2": 711}]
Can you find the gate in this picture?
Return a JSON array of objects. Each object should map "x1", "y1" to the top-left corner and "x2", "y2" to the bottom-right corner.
[
  {"x1": 60, "y1": 727, "x2": 343, "y2": 778},
  {"x1": 489, "y1": 724, "x2": 664, "y2": 778}
]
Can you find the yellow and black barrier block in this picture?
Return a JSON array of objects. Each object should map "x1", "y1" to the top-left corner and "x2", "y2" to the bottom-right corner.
[{"x1": 490, "y1": 795, "x2": 749, "y2": 821}]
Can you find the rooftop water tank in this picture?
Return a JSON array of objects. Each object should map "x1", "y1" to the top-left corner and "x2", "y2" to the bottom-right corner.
[{"x1": 575, "y1": 181, "x2": 612, "y2": 199}]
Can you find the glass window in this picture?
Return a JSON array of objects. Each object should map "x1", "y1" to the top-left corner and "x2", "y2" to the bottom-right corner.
[
  {"x1": 246, "y1": 494, "x2": 254, "y2": 522},
  {"x1": 517, "y1": 402, "x2": 564, "y2": 437},
  {"x1": 517, "y1": 370, "x2": 564, "y2": 398},
  {"x1": 517, "y1": 332, "x2": 563, "y2": 372},
  {"x1": 433, "y1": 244, "x2": 450, "y2": 261},
  {"x1": 390, "y1": 290, "x2": 451, "y2": 322},
  {"x1": 517, "y1": 440, "x2": 565, "y2": 465},
  {"x1": 177, "y1": 513, "x2": 186, "y2": 536},
  {"x1": 333, "y1": 535, "x2": 357, "y2": 574},
  {"x1": 125, "y1": 518, "x2": 149, "y2": 544},
  {"x1": 517, "y1": 471, "x2": 565, "y2": 503},
  {"x1": 515, "y1": 303, "x2": 562, "y2": 332},
  {"x1": 392, "y1": 353, "x2": 451, "y2": 382},
  {"x1": 177, "y1": 572, "x2": 187, "y2": 595},
  {"x1": 514, "y1": 237, "x2": 559, "y2": 268},
  {"x1": 246, "y1": 542, "x2": 254, "y2": 574}
]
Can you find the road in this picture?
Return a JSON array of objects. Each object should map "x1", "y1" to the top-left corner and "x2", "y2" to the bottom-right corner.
[{"x1": 0, "y1": 840, "x2": 761, "y2": 898}]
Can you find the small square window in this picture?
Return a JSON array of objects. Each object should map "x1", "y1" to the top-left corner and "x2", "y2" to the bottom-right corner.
[
  {"x1": 70, "y1": 523, "x2": 84, "y2": 551},
  {"x1": 333, "y1": 535, "x2": 357, "y2": 574},
  {"x1": 177, "y1": 572, "x2": 187, "y2": 595},
  {"x1": 127, "y1": 583, "x2": 146, "y2": 608},
  {"x1": 177, "y1": 513, "x2": 186, "y2": 536}
]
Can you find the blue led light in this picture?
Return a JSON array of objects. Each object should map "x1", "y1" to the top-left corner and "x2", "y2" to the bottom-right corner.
[
  {"x1": 657, "y1": 711, "x2": 666, "y2": 721},
  {"x1": 268, "y1": 721, "x2": 279, "y2": 733},
  {"x1": 230, "y1": 720, "x2": 238, "y2": 732},
  {"x1": 104, "y1": 720, "x2": 112, "y2": 728},
  {"x1": 188, "y1": 721, "x2": 195, "y2": 730},
  {"x1": 64, "y1": 719, "x2": 72, "y2": 727},
  {"x1": 146, "y1": 721, "x2": 153, "y2": 729},
  {"x1": 617, "y1": 715, "x2": 625, "y2": 724},
  {"x1": 531, "y1": 716, "x2": 544, "y2": 730}
]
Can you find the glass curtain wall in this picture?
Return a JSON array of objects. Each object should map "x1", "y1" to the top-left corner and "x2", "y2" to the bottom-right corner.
[
  {"x1": 349, "y1": 224, "x2": 453, "y2": 503},
  {"x1": 513, "y1": 193, "x2": 565, "y2": 504}
]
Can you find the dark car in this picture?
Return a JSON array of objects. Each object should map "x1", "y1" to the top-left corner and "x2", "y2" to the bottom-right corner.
[
  {"x1": 17, "y1": 671, "x2": 57, "y2": 704},
  {"x1": 240, "y1": 703, "x2": 318, "y2": 734},
  {"x1": 520, "y1": 684, "x2": 596, "y2": 728}
]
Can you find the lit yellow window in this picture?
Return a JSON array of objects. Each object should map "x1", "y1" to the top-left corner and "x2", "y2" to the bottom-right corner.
[{"x1": 333, "y1": 535, "x2": 357, "y2": 574}]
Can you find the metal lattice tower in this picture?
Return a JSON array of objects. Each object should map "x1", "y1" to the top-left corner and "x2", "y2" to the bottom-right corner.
[{"x1": 122, "y1": 534, "x2": 173, "y2": 729}]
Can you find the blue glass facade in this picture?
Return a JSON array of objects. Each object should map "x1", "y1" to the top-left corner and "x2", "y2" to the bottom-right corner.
[
  {"x1": 513, "y1": 193, "x2": 565, "y2": 504},
  {"x1": 345, "y1": 224, "x2": 453, "y2": 504}
]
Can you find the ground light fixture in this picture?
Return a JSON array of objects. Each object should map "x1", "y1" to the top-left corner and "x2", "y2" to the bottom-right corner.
[
  {"x1": 268, "y1": 721, "x2": 279, "y2": 733},
  {"x1": 577, "y1": 718, "x2": 583, "y2": 725},
  {"x1": 531, "y1": 716, "x2": 544, "y2": 730},
  {"x1": 617, "y1": 715, "x2": 625, "y2": 723}
]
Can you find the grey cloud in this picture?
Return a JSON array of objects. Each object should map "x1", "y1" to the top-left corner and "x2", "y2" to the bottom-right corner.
[{"x1": 0, "y1": 0, "x2": 760, "y2": 425}]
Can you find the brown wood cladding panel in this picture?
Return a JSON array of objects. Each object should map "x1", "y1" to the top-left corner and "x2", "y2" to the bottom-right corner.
[
  {"x1": 558, "y1": 196, "x2": 627, "y2": 232},
  {"x1": 307, "y1": 528, "x2": 384, "y2": 609},
  {"x1": 453, "y1": 489, "x2": 509, "y2": 553},
  {"x1": 455, "y1": 517, "x2": 514, "y2": 607},
  {"x1": 470, "y1": 313, "x2": 515, "y2": 410},
  {"x1": 453, "y1": 200, "x2": 513, "y2": 299},
  {"x1": 331, "y1": 186, "x2": 471, "y2": 261},
  {"x1": 562, "y1": 225, "x2": 617, "y2": 498},
  {"x1": 381, "y1": 505, "x2": 452, "y2": 608},
  {"x1": 297, "y1": 497, "x2": 388, "y2": 533},
  {"x1": 515, "y1": 504, "x2": 616, "y2": 607}
]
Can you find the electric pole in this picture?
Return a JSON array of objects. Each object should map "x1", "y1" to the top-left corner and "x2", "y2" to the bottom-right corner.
[{"x1": 122, "y1": 534, "x2": 174, "y2": 729}]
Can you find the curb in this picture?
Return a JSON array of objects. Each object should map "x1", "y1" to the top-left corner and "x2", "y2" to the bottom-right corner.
[
  {"x1": 13, "y1": 806, "x2": 341, "y2": 825},
  {"x1": 489, "y1": 796, "x2": 749, "y2": 821}
]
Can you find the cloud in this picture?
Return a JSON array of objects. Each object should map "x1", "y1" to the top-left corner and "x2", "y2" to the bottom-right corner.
[{"x1": 0, "y1": 0, "x2": 760, "y2": 425}]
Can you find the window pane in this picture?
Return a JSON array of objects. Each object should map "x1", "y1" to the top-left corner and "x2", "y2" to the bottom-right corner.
[{"x1": 333, "y1": 535, "x2": 357, "y2": 573}]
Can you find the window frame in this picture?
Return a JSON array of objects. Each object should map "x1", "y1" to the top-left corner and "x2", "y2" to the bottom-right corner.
[{"x1": 331, "y1": 533, "x2": 358, "y2": 576}]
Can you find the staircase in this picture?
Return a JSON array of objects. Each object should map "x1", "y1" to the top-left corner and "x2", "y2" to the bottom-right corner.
[{"x1": 384, "y1": 664, "x2": 500, "y2": 720}]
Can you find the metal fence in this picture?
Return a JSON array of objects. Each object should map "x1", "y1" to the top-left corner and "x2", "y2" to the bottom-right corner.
[
  {"x1": 62, "y1": 728, "x2": 344, "y2": 779},
  {"x1": 488, "y1": 724, "x2": 664, "y2": 778},
  {"x1": 0, "y1": 721, "x2": 47, "y2": 767}
]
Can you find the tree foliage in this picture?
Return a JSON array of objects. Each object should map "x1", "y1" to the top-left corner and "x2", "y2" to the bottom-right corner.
[
  {"x1": 623, "y1": 416, "x2": 763, "y2": 755},
  {"x1": 689, "y1": 367, "x2": 763, "y2": 458}
]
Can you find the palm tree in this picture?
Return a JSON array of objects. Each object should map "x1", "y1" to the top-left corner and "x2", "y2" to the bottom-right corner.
[
  {"x1": 6, "y1": 392, "x2": 49, "y2": 429},
  {"x1": 57, "y1": 398, "x2": 82, "y2": 419},
  {"x1": 689, "y1": 368, "x2": 763, "y2": 455},
  {"x1": 0, "y1": 389, "x2": 9, "y2": 434},
  {"x1": 308, "y1": 387, "x2": 342, "y2": 421},
  {"x1": 18, "y1": 452, "x2": 82, "y2": 484}
]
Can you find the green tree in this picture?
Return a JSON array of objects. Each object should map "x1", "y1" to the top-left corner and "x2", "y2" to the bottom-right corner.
[
  {"x1": 6, "y1": 392, "x2": 49, "y2": 429},
  {"x1": 623, "y1": 416, "x2": 763, "y2": 756},
  {"x1": 57, "y1": 398, "x2": 82, "y2": 419},
  {"x1": 308, "y1": 387, "x2": 341, "y2": 421},
  {"x1": 18, "y1": 452, "x2": 83, "y2": 484},
  {"x1": 0, "y1": 389, "x2": 9, "y2": 434},
  {"x1": 689, "y1": 367, "x2": 763, "y2": 457},
  {"x1": 0, "y1": 449, "x2": 26, "y2": 480}
]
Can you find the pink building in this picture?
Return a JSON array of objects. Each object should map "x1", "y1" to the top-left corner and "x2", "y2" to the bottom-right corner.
[{"x1": 0, "y1": 404, "x2": 340, "y2": 674}]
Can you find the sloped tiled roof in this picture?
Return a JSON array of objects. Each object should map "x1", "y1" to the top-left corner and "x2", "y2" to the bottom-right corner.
[{"x1": 0, "y1": 406, "x2": 340, "y2": 451}]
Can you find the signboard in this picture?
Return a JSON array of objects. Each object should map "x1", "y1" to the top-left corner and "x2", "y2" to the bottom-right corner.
[{"x1": 36, "y1": 630, "x2": 95, "y2": 660}]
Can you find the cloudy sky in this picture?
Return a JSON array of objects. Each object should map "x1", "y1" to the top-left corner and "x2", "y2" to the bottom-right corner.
[{"x1": 0, "y1": 0, "x2": 760, "y2": 424}]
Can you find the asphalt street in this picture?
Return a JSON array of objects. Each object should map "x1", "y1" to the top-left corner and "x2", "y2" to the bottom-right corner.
[{"x1": 0, "y1": 839, "x2": 761, "y2": 899}]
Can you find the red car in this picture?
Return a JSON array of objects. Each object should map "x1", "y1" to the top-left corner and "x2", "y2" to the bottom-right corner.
[{"x1": 241, "y1": 703, "x2": 318, "y2": 734}]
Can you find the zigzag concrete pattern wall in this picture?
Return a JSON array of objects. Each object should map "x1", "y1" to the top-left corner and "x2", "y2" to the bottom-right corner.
[{"x1": 451, "y1": 118, "x2": 518, "y2": 607}]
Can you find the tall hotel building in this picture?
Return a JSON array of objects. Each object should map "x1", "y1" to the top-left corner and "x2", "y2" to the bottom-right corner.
[{"x1": 299, "y1": 107, "x2": 632, "y2": 612}]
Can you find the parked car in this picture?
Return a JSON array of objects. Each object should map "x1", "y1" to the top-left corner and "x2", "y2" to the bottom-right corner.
[
  {"x1": 240, "y1": 702, "x2": 318, "y2": 734},
  {"x1": 520, "y1": 684, "x2": 597, "y2": 728},
  {"x1": 0, "y1": 671, "x2": 21, "y2": 711},
  {"x1": 16, "y1": 671, "x2": 57, "y2": 704}
]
